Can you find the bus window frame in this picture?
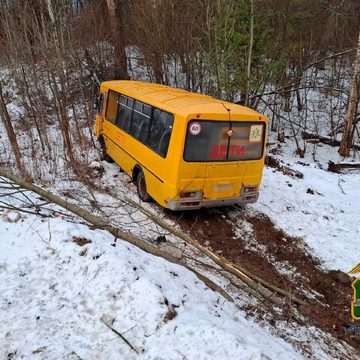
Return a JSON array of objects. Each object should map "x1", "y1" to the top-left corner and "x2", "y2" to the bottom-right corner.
[
  {"x1": 117, "y1": 94, "x2": 134, "y2": 131},
  {"x1": 183, "y1": 119, "x2": 267, "y2": 163},
  {"x1": 129, "y1": 99, "x2": 151, "y2": 141}
]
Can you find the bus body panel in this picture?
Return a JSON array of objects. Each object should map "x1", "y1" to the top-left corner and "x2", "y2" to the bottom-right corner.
[
  {"x1": 103, "y1": 124, "x2": 175, "y2": 207},
  {"x1": 98, "y1": 105, "x2": 184, "y2": 207},
  {"x1": 204, "y1": 162, "x2": 246, "y2": 199},
  {"x1": 172, "y1": 114, "x2": 267, "y2": 203},
  {"x1": 177, "y1": 160, "x2": 265, "y2": 200}
]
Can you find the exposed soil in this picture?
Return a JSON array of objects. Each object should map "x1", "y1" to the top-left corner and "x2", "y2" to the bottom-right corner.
[
  {"x1": 168, "y1": 207, "x2": 360, "y2": 352},
  {"x1": 73, "y1": 236, "x2": 92, "y2": 246}
]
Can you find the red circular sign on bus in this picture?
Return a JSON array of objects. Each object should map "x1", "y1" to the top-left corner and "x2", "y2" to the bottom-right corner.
[{"x1": 189, "y1": 122, "x2": 201, "y2": 135}]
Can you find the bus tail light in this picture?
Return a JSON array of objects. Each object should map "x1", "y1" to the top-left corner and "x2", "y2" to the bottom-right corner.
[
  {"x1": 243, "y1": 186, "x2": 257, "y2": 193},
  {"x1": 180, "y1": 201, "x2": 200, "y2": 207},
  {"x1": 179, "y1": 191, "x2": 202, "y2": 200}
]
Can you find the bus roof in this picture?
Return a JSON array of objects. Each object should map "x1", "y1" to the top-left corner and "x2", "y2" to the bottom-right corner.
[{"x1": 101, "y1": 80, "x2": 263, "y2": 118}]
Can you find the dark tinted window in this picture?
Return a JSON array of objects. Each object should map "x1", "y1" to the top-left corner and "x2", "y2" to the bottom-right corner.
[
  {"x1": 143, "y1": 104, "x2": 151, "y2": 116},
  {"x1": 148, "y1": 109, "x2": 174, "y2": 158},
  {"x1": 105, "y1": 90, "x2": 119, "y2": 124},
  {"x1": 127, "y1": 98, "x2": 134, "y2": 108},
  {"x1": 120, "y1": 95, "x2": 126, "y2": 106},
  {"x1": 117, "y1": 95, "x2": 132, "y2": 132},
  {"x1": 130, "y1": 100, "x2": 151, "y2": 143},
  {"x1": 134, "y1": 100, "x2": 142, "y2": 112},
  {"x1": 184, "y1": 120, "x2": 265, "y2": 162}
]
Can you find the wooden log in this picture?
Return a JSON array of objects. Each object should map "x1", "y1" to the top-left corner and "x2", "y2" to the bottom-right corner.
[
  {"x1": 303, "y1": 131, "x2": 360, "y2": 151},
  {"x1": 265, "y1": 156, "x2": 304, "y2": 179},
  {"x1": 328, "y1": 161, "x2": 360, "y2": 173}
]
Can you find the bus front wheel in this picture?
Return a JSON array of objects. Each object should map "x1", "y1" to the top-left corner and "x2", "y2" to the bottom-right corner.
[{"x1": 136, "y1": 171, "x2": 151, "y2": 202}]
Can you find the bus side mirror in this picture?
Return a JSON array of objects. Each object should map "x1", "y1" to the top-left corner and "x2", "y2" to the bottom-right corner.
[{"x1": 93, "y1": 96, "x2": 99, "y2": 110}]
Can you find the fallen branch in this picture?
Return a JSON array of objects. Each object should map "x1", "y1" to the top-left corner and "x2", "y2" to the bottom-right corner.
[
  {"x1": 0, "y1": 170, "x2": 233, "y2": 303},
  {"x1": 328, "y1": 161, "x2": 360, "y2": 173},
  {"x1": 101, "y1": 317, "x2": 139, "y2": 354},
  {"x1": 303, "y1": 131, "x2": 360, "y2": 151},
  {"x1": 0, "y1": 203, "x2": 49, "y2": 218},
  {"x1": 303, "y1": 47, "x2": 356, "y2": 71},
  {"x1": 265, "y1": 156, "x2": 304, "y2": 179}
]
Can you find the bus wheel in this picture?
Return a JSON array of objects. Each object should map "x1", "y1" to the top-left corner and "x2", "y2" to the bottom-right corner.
[
  {"x1": 100, "y1": 138, "x2": 114, "y2": 163},
  {"x1": 136, "y1": 171, "x2": 151, "y2": 202}
]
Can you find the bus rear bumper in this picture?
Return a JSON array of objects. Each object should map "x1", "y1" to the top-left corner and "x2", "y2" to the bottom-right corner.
[{"x1": 166, "y1": 193, "x2": 259, "y2": 210}]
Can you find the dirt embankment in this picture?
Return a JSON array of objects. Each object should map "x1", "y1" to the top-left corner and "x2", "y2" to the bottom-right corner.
[{"x1": 168, "y1": 207, "x2": 360, "y2": 351}]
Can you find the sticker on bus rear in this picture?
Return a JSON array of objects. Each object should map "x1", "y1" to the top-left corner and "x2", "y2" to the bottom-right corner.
[
  {"x1": 189, "y1": 122, "x2": 201, "y2": 136},
  {"x1": 249, "y1": 125, "x2": 263, "y2": 143}
]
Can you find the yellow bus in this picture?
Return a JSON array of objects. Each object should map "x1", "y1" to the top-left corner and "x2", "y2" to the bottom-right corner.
[{"x1": 94, "y1": 81, "x2": 267, "y2": 210}]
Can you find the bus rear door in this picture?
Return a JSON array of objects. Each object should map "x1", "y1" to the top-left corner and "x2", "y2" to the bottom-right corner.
[{"x1": 182, "y1": 119, "x2": 266, "y2": 204}]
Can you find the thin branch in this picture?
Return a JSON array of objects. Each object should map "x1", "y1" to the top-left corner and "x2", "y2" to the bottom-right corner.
[{"x1": 100, "y1": 318, "x2": 139, "y2": 354}]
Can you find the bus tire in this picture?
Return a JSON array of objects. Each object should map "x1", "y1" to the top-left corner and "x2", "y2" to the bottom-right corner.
[
  {"x1": 99, "y1": 138, "x2": 114, "y2": 163},
  {"x1": 136, "y1": 171, "x2": 152, "y2": 202}
]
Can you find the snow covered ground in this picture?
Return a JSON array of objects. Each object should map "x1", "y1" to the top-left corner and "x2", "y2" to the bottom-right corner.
[
  {"x1": 0, "y1": 187, "x2": 305, "y2": 360},
  {"x1": 1, "y1": 136, "x2": 359, "y2": 359},
  {"x1": 1, "y1": 65, "x2": 360, "y2": 358},
  {"x1": 253, "y1": 132, "x2": 360, "y2": 272}
]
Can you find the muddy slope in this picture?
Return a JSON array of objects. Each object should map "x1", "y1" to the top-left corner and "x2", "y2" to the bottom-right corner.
[{"x1": 168, "y1": 207, "x2": 360, "y2": 350}]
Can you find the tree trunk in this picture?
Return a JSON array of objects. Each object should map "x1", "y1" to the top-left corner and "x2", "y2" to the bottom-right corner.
[
  {"x1": 0, "y1": 81, "x2": 23, "y2": 173},
  {"x1": 339, "y1": 32, "x2": 360, "y2": 157},
  {"x1": 214, "y1": 24, "x2": 222, "y2": 98},
  {"x1": 107, "y1": 0, "x2": 129, "y2": 80},
  {"x1": 244, "y1": 0, "x2": 254, "y2": 107}
]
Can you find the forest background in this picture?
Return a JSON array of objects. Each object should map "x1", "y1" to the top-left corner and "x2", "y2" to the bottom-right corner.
[{"x1": 0, "y1": 0, "x2": 359, "y2": 179}]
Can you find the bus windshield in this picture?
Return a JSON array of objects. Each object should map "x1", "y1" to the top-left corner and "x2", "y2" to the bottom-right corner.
[{"x1": 184, "y1": 120, "x2": 265, "y2": 162}]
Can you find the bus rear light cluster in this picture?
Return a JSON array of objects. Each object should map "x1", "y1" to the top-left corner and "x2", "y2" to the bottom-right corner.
[
  {"x1": 180, "y1": 201, "x2": 200, "y2": 207},
  {"x1": 243, "y1": 186, "x2": 257, "y2": 193},
  {"x1": 179, "y1": 191, "x2": 202, "y2": 199}
]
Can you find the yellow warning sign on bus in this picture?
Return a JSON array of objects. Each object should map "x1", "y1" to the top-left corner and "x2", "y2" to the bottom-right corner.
[{"x1": 249, "y1": 125, "x2": 263, "y2": 143}]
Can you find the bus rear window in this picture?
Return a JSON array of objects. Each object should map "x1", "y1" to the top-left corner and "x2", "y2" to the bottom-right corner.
[{"x1": 184, "y1": 120, "x2": 265, "y2": 162}]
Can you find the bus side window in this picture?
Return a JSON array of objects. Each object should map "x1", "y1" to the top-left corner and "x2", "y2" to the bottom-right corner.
[
  {"x1": 105, "y1": 90, "x2": 119, "y2": 124},
  {"x1": 130, "y1": 100, "x2": 151, "y2": 144},
  {"x1": 117, "y1": 95, "x2": 133, "y2": 131},
  {"x1": 123, "y1": 98, "x2": 134, "y2": 132},
  {"x1": 148, "y1": 109, "x2": 174, "y2": 158}
]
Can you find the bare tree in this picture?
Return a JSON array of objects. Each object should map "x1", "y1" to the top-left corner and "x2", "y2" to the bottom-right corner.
[
  {"x1": 244, "y1": 0, "x2": 254, "y2": 106},
  {"x1": 106, "y1": 0, "x2": 129, "y2": 80},
  {"x1": 339, "y1": 32, "x2": 360, "y2": 157},
  {"x1": 0, "y1": 81, "x2": 23, "y2": 173}
]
